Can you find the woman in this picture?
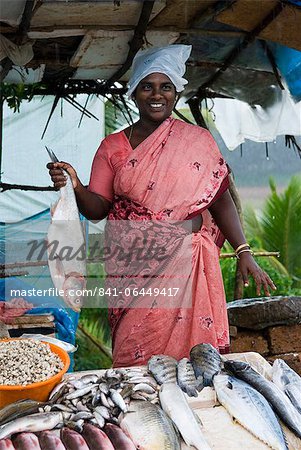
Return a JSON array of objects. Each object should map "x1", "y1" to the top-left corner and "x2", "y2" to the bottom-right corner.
[{"x1": 48, "y1": 45, "x2": 276, "y2": 367}]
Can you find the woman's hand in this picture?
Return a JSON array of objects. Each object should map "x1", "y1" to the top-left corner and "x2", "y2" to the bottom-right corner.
[
  {"x1": 238, "y1": 252, "x2": 277, "y2": 297},
  {"x1": 46, "y1": 161, "x2": 79, "y2": 190}
]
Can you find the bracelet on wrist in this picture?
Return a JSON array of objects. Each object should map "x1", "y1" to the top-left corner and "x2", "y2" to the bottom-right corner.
[
  {"x1": 236, "y1": 248, "x2": 254, "y2": 259},
  {"x1": 234, "y1": 243, "x2": 250, "y2": 254}
]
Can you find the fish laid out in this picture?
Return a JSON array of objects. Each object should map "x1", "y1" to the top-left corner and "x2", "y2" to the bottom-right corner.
[
  {"x1": 0, "y1": 412, "x2": 64, "y2": 440},
  {"x1": 190, "y1": 343, "x2": 223, "y2": 389},
  {"x1": 177, "y1": 357, "x2": 199, "y2": 398},
  {"x1": 46, "y1": 146, "x2": 86, "y2": 312},
  {"x1": 213, "y1": 373, "x2": 288, "y2": 450},
  {"x1": 119, "y1": 400, "x2": 181, "y2": 450},
  {"x1": 224, "y1": 360, "x2": 301, "y2": 439},
  {"x1": 272, "y1": 358, "x2": 301, "y2": 414},
  {"x1": 159, "y1": 383, "x2": 211, "y2": 450},
  {"x1": 0, "y1": 400, "x2": 45, "y2": 427},
  {"x1": 148, "y1": 354, "x2": 177, "y2": 384}
]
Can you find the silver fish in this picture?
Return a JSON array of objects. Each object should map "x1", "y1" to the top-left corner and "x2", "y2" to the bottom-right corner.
[
  {"x1": 190, "y1": 343, "x2": 222, "y2": 388},
  {"x1": 213, "y1": 373, "x2": 288, "y2": 450},
  {"x1": 46, "y1": 146, "x2": 86, "y2": 312},
  {"x1": 0, "y1": 399, "x2": 45, "y2": 426},
  {"x1": 177, "y1": 357, "x2": 199, "y2": 397},
  {"x1": 0, "y1": 412, "x2": 64, "y2": 439},
  {"x1": 65, "y1": 384, "x2": 98, "y2": 400},
  {"x1": 109, "y1": 388, "x2": 127, "y2": 413},
  {"x1": 224, "y1": 360, "x2": 301, "y2": 439},
  {"x1": 119, "y1": 400, "x2": 181, "y2": 449},
  {"x1": 272, "y1": 358, "x2": 301, "y2": 414},
  {"x1": 159, "y1": 383, "x2": 211, "y2": 450},
  {"x1": 148, "y1": 354, "x2": 177, "y2": 384}
]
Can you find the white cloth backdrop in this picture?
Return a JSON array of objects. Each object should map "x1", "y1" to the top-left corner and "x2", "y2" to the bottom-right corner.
[{"x1": 1, "y1": 95, "x2": 104, "y2": 222}]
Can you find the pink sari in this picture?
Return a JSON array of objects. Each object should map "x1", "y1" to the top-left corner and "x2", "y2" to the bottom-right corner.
[{"x1": 89, "y1": 117, "x2": 230, "y2": 367}]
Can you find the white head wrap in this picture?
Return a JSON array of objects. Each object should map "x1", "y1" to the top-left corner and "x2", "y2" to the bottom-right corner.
[{"x1": 127, "y1": 44, "x2": 192, "y2": 98}]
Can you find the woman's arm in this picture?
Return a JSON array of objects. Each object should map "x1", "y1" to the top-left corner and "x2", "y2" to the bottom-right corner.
[
  {"x1": 208, "y1": 189, "x2": 276, "y2": 296},
  {"x1": 47, "y1": 162, "x2": 111, "y2": 220}
]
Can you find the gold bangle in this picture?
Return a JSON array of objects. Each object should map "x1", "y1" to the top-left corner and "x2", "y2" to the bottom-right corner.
[
  {"x1": 236, "y1": 248, "x2": 254, "y2": 259},
  {"x1": 235, "y1": 243, "x2": 250, "y2": 254}
]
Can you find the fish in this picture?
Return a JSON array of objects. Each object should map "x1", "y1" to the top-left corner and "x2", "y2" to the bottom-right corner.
[
  {"x1": 159, "y1": 382, "x2": 211, "y2": 450},
  {"x1": 39, "y1": 430, "x2": 67, "y2": 450},
  {"x1": 0, "y1": 412, "x2": 64, "y2": 440},
  {"x1": 0, "y1": 439, "x2": 15, "y2": 450},
  {"x1": 12, "y1": 432, "x2": 42, "y2": 450},
  {"x1": 60, "y1": 428, "x2": 89, "y2": 450},
  {"x1": 190, "y1": 343, "x2": 222, "y2": 388},
  {"x1": 272, "y1": 358, "x2": 301, "y2": 414},
  {"x1": 177, "y1": 357, "x2": 199, "y2": 397},
  {"x1": 104, "y1": 423, "x2": 136, "y2": 450},
  {"x1": 224, "y1": 360, "x2": 301, "y2": 439},
  {"x1": 46, "y1": 146, "x2": 86, "y2": 312},
  {"x1": 82, "y1": 423, "x2": 115, "y2": 450},
  {"x1": 0, "y1": 400, "x2": 46, "y2": 426},
  {"x1": 109, "y1": 389, "x2": 127, "y2": 412},
  {"x1": 119, "y1": 400, "x2": 181, "y2": 449},
  {"x1": 148, "y1": 354, "x2": 177, "y2": 384},
  {"x1": 213, "y1": 373, "x2": 288, "y2": 450}
]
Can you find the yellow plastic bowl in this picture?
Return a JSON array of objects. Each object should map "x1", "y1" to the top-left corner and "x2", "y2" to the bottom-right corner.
[{"x1": 0, "y1": 339, "x2": 70, "y2": 408}]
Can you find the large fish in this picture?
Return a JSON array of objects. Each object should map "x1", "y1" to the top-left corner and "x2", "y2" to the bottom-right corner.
[
  {"x1": 224, "y1": 360, "x2": 301, "y2": 438},
  {"x1": 147, "y1": 354, "x2": 177, "y2": 384},
  {"x1": 177, "y1": 357, "x2": 199, "y2": 397},
  {"x1": 46, "y1": 147, "x2": 86, "y2": 312},
  {"x1": 159, "y1": 382, "x2": 211, "y2": 450},
  {"x1": 0, "y1": 412, "x2": 64, "y2": 440},
  {"x1": 119, "y1": 400, "x2": 181, "y2": 449},
  {"x1": 272, "y1": 358, "x2": 301, "y2": 414},
  {"x1": 213, "y1": 373, "x2": 288, "y2": 450},
  {"x1": 0, "y1": 400, "x2": 44, "y2": 426},
  {"x1": 190, "y1": 343, "x2": 223, "y2": 389}
]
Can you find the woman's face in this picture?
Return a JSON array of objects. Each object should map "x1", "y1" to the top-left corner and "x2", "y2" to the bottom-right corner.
[{"x1": 134, "y1": 72, "x2": 176, "y2": 124}]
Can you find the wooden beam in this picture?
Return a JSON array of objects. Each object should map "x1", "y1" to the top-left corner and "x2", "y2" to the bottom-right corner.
[{"x1": 104, "y1": 0, "x2": 155, "y2": 88}]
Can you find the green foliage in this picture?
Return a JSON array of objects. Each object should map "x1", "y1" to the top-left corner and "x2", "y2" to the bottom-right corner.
[
  {"x1": 74, "y1": 258, "x2": 112, "y2": 371},
  {"x1": 244, "y1": 175, "x2": 301, "y2": 286},
  {"x1": 1, "y1": 82, "x2": 45, "y2": 112}
]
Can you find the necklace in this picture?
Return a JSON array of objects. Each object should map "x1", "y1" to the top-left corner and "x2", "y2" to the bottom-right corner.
[{"x1": 128, "y1": 124, "x2": 134, "y2": 142}]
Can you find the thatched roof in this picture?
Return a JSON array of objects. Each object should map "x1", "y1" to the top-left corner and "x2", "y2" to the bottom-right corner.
[{"x1": 1, "y1": 0, "x2": 301, "y2": 106}]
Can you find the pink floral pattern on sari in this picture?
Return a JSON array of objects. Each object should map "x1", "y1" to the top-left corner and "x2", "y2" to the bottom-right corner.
[{"x1": 89, "y1": 118, "x2": 231, "y2": 365}]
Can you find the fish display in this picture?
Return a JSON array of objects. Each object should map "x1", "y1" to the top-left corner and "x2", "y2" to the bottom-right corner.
[
  {"x1": 46, "y1": 146, "x2": 86, "y2": 312},
  {"x1": 177, "y1": 357, "x2": 199, "y2": 397},
  {"x1": 272, "y1": 358, "x2": 301, "y2": 414},
  {"x1": 190, "y1": 343, "x2": 223, "y2": 388},
  {"x1": 148, "y1": 354, "x2": 177, "y2": 384},
  {"x1": 0, "y1": 412, "x2": 64, "y2": 440},
  {"x1": 159, "y1": 382, "x2": 211, "y2": 450},
  {"x1": 224, "y1": 360, "x2": 301, "y2": 439},
  {"x1": 0, "y1": 400, "x2": 44, "y2": 426},
  {"x1": 213, "y1": 373, "x2": 288, "y2": 450},
  {"x1": 120, "y1": 400, "x2": 181, "y2": 449}
]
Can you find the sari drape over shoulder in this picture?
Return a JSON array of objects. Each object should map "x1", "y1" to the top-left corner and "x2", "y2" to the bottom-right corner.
[{"x1": 89, "y1": 117, "x2": 230, "y2": 367}]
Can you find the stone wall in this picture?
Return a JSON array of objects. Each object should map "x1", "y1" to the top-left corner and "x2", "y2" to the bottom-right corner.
[{"x1": 227, "y1": 296, "x2": 301, "y2": 375}]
